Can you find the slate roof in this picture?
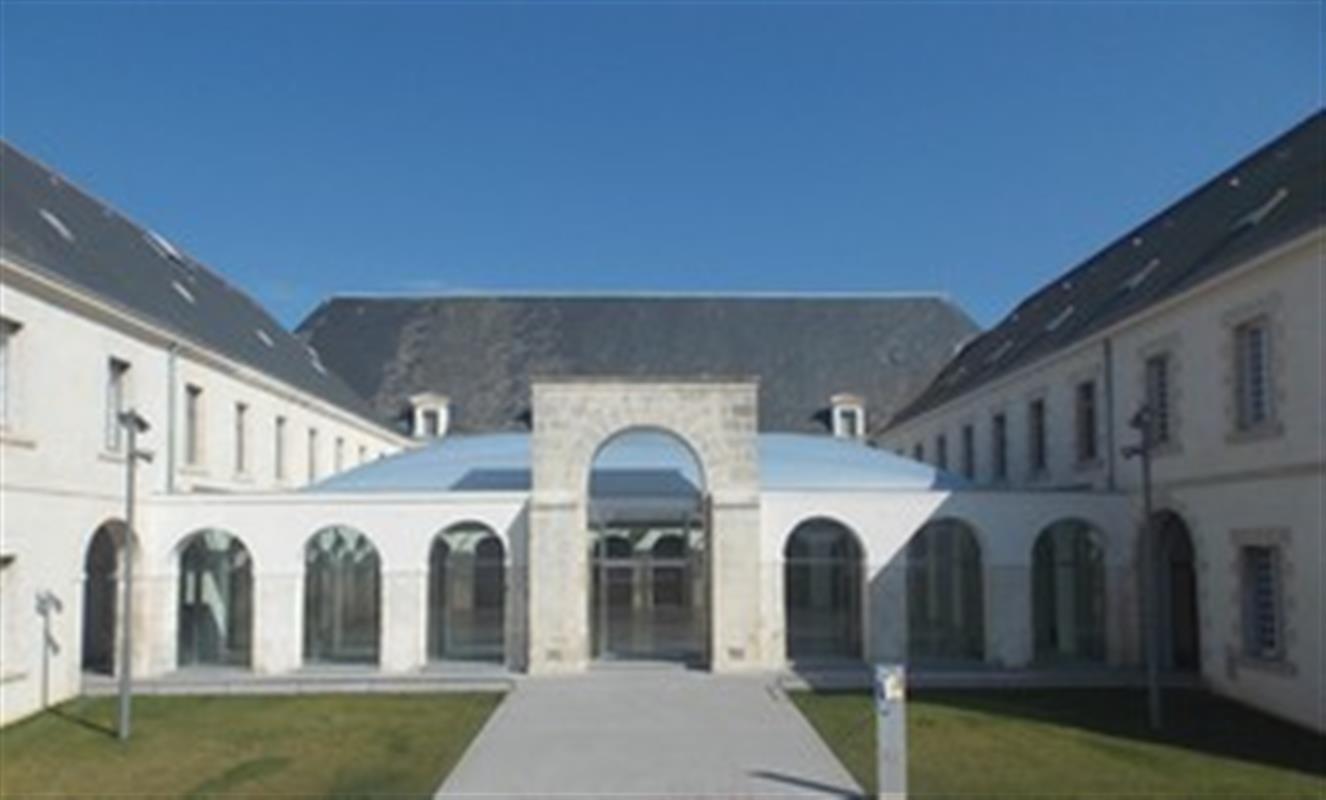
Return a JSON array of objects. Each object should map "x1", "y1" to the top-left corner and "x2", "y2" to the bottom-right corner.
[
  {"x1": 0, "y1": 140, "x2": 391, "y2": 431},
  {"x1": 888, "y1": 111, "x2": 1326, "y2": 429},
  {"x1": 296, "y1": 294, "x2": 977, "y2": 436}
]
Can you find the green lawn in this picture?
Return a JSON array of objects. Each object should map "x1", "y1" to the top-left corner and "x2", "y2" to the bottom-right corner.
[
  {"x1": 1, "y1": 692, "x2": 502, "y2": 798},
  {"x1": 791, "y1": 688, "x2": 1325, "y2": 798}
]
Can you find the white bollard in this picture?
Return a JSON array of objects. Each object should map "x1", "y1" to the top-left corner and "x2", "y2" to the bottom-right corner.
[{"x1": 874, "y1": 664, "x2": 907, "y2": 800}]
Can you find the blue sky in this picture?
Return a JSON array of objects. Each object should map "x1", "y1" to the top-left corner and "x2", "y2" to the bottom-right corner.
[{"x1": 2, "y1": 2, "x2": 1320, "y2": 328}]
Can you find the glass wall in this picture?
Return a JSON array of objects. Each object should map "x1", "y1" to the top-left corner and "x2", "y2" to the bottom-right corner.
[
  {"x1": 1032, "y1": 519, "x2": 1106, "y2": 662},
  {"x1": 304, "y1": 525, "x2": 380, "y2": 664},
  {"x1": 907, "y1": 518, "x2": 984, "y2": 663},
  {"x1": 177, "y1": 529, "x2": 253, "y2": 668},
  {"x1": 428, "y1": 523, "x2": 506, "y2": 662},
  {"x1": 784, "y1": 518, "x2": 863, "y2": 661}
]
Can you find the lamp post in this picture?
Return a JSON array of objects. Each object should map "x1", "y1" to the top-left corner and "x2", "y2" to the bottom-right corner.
[
  {"x1": 1122, "y1": 404, "x2": 1162, "y2": 731},
  {"x1": 117, "y1": 410, "x2": 152, "y2": 741}
]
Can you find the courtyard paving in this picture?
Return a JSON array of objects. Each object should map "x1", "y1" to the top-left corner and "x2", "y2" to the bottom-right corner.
[{"x1": 435, "y1": 666, "x2": 861, "y2": 798}]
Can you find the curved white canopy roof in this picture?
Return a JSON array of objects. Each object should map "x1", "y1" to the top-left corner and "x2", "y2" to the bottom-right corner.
[{"x1": 311, "y1": 432, "x2": 966, "y2": 494}]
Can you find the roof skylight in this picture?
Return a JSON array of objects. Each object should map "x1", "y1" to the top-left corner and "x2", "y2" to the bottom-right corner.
[
  {"x1": 1233, "y1": 187, "x2": 1290, "y2": 230},
  {"x1": 986, "y1": 340, "x2": 1014, "y2": 364},
  {"x1": 1123, "y1": 258, "x2": 1161, "y2": 292},
  {"x1": 256, "y1": 329, "x2": 275, "y2": 348},
  {"x1": 172, "y1": 281, "x2": 196, "y2": 304},
  {"x1": 1045, "y1": 305, "x2": 1075, "y2": 332},
  {"x1": 145, "y1": 230, "x2": 184, "y2": 262},
  {"x1": 38, "y1": 209, "x2": 75, "y2": 242}
]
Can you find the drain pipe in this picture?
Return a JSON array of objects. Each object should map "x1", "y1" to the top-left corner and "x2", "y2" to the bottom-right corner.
[
  {"x1": 165, "y1": 343, "x2": 178, "y2": 494},
  {"x1": 1103, "y1": 336, "x2": 1117, "y2": 491}
]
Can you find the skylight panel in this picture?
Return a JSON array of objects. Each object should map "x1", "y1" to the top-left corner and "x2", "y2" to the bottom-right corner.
[
  {"x1": 172, "y1": 281, "x2": 196, "y2": 304},
  {"x1": 307, "y1": 345, "x2": 328, "y2": 375},
  {"x1": 1044, "y1": 305, "x2": 1075, "y2": 332},
  {"x1": 255, "y1": 329, "x2": 275, "y2": 348},
  {"x1": 38, "y1": 209, "x2": 75, "y2": 242},
  {"x1": 986, "y1": 340, "x2": 1014, "y2": 364},
  {"x1": 1123, "y1": 258, "x2": 1161, "y2": 292},
  {"x1": 1233, "y1": 187, "x2": 1290, "y2": 230},
  {"x1": 145, "y1": 229, "x2": 184, "y2": 263}
]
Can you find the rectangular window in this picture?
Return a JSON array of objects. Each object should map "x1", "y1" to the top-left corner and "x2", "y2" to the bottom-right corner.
[
  {"x1": 184, "y1": 384, "x2": 204, "y2": 466},
  {"x1": 1235, "y1": 319, "x2": 1272, "y2": 429},
  {"x1": 234, "y1": 402, "x2": 249, "y2": 474},
  {"x1": 0, "y1": 319, "x2": 16, "y2": 427},
  {"x1": 991, "y1": 413, "x2": 1008, "y2": 481},
  {"x1": 105, "y1": 358, "x2": 131, "y2": 452},
  {"x1": 1028, "y1": 398, "x2": 1047, "y2": 474},
  {"x1": 913, "y1": 442, "x2": 925, "y2": 462},
  {"x1": 1241, "y1": 546, "x2": 1283, "y2": 661},
  {"x1": 1075, "y1": 380, "x2": 1098, "y2": 463},
  {"x1": 274, "y1": 415, "x2": 288, "y2": 481},
  {"x1": 1144, "y1": 354, "x2": 1172, "y2": 444},
  {"x1": 307, "y1": 428, "x2": 319, "y2": 483},
  {"x1": 334, "y1": 436, "x2": 345, "y2": 473},
  {"x1": 960, "y1": 424, "x2": 975, "y2": 480},
  {"x1": 422, "y1": 409, "x2": 441, "y2": 438},
  {"x1": 935, "y1": 434, "x2": 948, "y2": 470},
  {"x1": 358, "y1": 444, "x2": 367, "y2": 465}
]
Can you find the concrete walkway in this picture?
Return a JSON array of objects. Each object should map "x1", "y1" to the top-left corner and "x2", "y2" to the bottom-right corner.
[{"x1": 437, "y1": 666, "x2": 861, "y2": 799}]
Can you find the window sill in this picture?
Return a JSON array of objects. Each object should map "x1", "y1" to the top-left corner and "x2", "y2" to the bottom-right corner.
[
  {"x1": 179, "y1": 464, "x2": 209, "y2": 477},
  {"x1": 97, "y1": 450, "x2": 127, "y2": 465},
  {"x1": 1073, "y1": 457, "x2": 1103, "y2": 473},
  {"x1": 0, "y1": 430, "x2": 36, "y2": 450},
  {"x1": 1226, "y1": 421, "x2": 1284, "y2": 445},
  {"x1": 1233, "y1": 653, "x2": 1296, "y2": 678}
]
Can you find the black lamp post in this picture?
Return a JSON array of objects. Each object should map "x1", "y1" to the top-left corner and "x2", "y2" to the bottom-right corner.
[{"x1": 1122, "y1": 404, "x2": 1163, "y2": 731}]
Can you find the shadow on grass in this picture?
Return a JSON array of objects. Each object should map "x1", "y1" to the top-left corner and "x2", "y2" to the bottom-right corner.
[
  {"x1": 917, "y1": 688, "x2": 1326, "y2": 778},
  {"x1": 49, "y1": 704, "x2": 117, "y2": 739}
]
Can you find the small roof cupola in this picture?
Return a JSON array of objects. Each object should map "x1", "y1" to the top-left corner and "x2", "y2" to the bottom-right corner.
[
  {"x1": 410, "y1": 392, "x2": 450, "y2": 439},
  {"x1": 830, "y1": 393, "x2": 866, "y2": 440}
]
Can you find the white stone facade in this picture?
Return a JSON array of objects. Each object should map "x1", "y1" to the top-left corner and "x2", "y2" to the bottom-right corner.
[
  {"x1": 0, "y1": 258, "x2": 409, "y2": 725},
  {"x1": 882, "y1": 229, "x2": 1325, "y2": 731}
]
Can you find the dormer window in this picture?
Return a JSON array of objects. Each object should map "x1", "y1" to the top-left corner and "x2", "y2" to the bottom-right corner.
[
  {"x1": 830, "y1": 393, "x2": 866, "y2": 440},
  {"x1": 410, "y1": 392, "x2": 450, "y2": 440}
]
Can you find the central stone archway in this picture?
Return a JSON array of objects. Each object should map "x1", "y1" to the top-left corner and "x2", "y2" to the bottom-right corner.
[{"x1": 527, "y1": 378, "x2": 764, "y2": 673}]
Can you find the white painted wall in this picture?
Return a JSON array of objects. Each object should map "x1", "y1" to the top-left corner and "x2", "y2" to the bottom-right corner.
[
  {"x1": 882, "y1": 229, "x2": 1325, "y2": 730},
  {"x1": 0, "y1": 261, "x2": 409, "y2": 725}
]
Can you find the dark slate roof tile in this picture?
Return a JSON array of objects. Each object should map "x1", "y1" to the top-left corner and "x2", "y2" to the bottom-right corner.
[
  {"x1": 296, "y1": 294, "x2": 978, "y2": 435},
  {"x1": 888, "y1": 111, "x2": 1325, "y2": 428},
  {"x1": 1, "y1": 140, "x2": 390, "y2": 431}
]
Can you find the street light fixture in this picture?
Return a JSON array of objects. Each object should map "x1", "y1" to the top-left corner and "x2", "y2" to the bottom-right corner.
[
  {"x1": 1123, "y1": 404, "x2": 1163, "y2": 731},
  {"x1": 116, "y1": 410, "x2": 152, "y2": 741}
]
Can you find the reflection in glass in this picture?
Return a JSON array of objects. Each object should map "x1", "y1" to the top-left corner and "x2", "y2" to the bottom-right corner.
[
  {"x1": 907, "y1": 519, "x2": 984, "y2": 663},
  {"x1": 304, "y1": 525, "x2": 380, "y2": 664},
  {"x1": 1032, "y1": 519, "x2": 1106, "y2": 662},
  {"x1": 785, "y1": 519, "x2": 863, "y2": 660},
  {"x1": 429, "y1": 524, "x2": 506, "y2": 661},
  {"x1": 178, "y1": 529, "x2": 253, "y2": 668}
]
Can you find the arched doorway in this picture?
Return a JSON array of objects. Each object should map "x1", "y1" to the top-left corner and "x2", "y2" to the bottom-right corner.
[
  {"x1": 429, "y1": 523, "x2": 506, "y2": 662},
  {"x1": 1152, "y1": 511, "x2": 1200, "y2": 671},
  {"x1": 906, "y1": 518, "x2": 984, "y2": 663},
  {"x1": 1032, "y1": 519, "x2": 1106, "y2": 662},
  {"x1": 177, "y1": 529, "x2": 253, "y2": 668},
  {"x1": 304, "y1": 525, "x2": 381, "y2": 665},
  {"x1": 588, "y1": 430, "x2": 707, "y2": 663},
  {"x1": 784, "y1": 518, "x2": 864, "y2": 661},
  {"x1": 82, "y1": 522, "x2": 127, "y2": 675}
]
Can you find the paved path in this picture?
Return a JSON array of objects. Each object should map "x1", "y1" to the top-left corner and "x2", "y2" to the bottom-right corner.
[{"x1": 437, "y1": 667, "x2": 861, "y2": 798}]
